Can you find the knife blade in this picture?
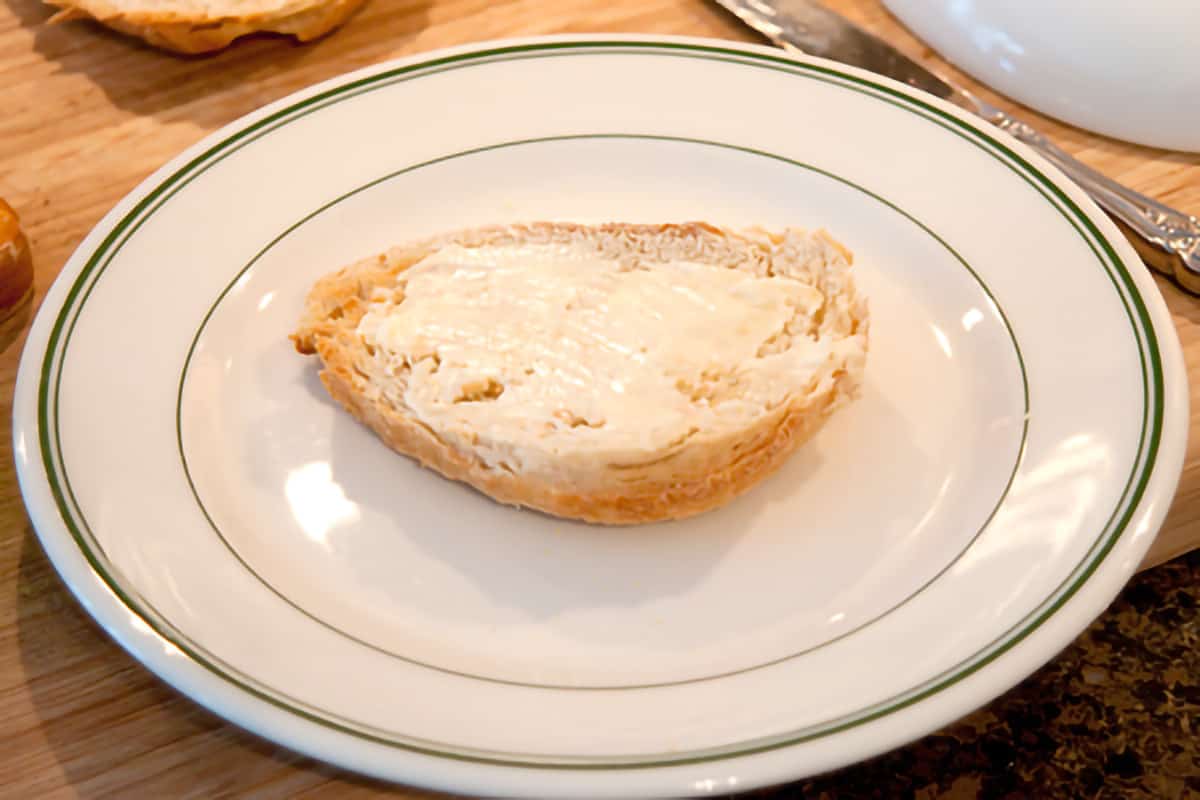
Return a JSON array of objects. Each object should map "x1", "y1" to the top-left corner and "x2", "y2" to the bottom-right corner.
[
  {"x1": 713, "y1": 0, "x2": 1200, "y2": 291},
  {"x1": 713, "y1": 0, "x2": 968, "y2": 109}
]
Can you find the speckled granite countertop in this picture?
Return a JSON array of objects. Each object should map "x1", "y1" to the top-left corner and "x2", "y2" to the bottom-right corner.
[{"x1": 755, "y1": 550, "x2": 1200, "y2": 799}]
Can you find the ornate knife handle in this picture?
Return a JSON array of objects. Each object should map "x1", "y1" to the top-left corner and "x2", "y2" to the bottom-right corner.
[{"x1": 976, "y1": 101, "x2": 1200, "y2": 293}]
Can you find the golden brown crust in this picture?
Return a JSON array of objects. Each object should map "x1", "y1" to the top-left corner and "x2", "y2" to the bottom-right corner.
[
  {"x1": 45, "y1": 0, "x2": 366, "y2": 54},
  {"x1": 292, "y1": 222, "x2": 869, "y2": 525}
]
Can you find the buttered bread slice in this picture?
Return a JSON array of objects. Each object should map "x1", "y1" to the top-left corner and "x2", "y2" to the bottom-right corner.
[{"x1": 292, "y1": 222, "x2": 869, "y2": 524}]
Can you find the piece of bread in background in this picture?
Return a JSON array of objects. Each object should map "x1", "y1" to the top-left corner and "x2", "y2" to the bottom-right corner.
[
  {"x1": 0, "y1": 200, "x2": 34, "y2": 353},
  {"x1": 45, "y1": 0, "x2": 367, "y2": 54},
  {"x1": 293, "y1": 222, "x2": 869, "y2": 525}
]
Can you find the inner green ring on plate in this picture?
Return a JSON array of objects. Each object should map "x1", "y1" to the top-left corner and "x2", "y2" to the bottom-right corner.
[
  {"x1": 175, "y1": 132, "x2": 1032, "y2": 693},
  {"x1": 35, "y1": 41, "x2": 1162, "y2": 768}
]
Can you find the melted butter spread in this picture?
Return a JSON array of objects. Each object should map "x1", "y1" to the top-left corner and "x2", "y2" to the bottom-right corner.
[{"x1": 356, "y1": 243, "x2": 840, "y2": 468}]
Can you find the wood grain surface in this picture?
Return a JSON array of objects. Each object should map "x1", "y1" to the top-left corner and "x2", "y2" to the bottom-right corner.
[{"x1": 0, "y1": 1, "x2": 1197, "y2": 797}]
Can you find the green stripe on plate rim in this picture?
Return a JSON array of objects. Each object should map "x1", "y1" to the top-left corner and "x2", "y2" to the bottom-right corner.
[
  {"x1": 34, "y1": 41, "x2": 1163, "y2": 769},
  {"x1": 175, "y1": 132, "x2": 1032, "y2": 692}
]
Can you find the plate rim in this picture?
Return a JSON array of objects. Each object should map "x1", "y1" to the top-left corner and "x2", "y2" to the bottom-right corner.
[{"x1": 13, "y1": 34, "x2": 1189, "y2": 796}]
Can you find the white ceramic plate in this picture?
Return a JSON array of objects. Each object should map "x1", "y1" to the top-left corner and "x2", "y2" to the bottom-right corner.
[
  {"x1": 883, "y1": 0, "x2": 1200, "y2": 152},
  {"x1": 14, "y1": 36, "x2": 1188, "y2": 798}
]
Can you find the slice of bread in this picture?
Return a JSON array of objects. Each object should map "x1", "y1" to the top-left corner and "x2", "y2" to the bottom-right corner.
[
  {"x1": 292, "y1": 222, "x2": 869, "y2": 525},
  {"x1": 46, "y1": 0, "x2": 366, "y2": 54}
]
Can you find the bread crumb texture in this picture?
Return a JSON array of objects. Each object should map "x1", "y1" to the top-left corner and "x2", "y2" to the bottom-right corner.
[{"x1": 293, "y1": 222, "x2": 869, "y2": 524}]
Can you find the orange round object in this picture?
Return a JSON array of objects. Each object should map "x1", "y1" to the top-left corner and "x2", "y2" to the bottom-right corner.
[{"x1": 0, "y1": 199, "x2": 34, "y2": 313}]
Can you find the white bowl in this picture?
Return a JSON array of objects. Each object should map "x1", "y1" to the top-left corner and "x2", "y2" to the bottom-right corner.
[{"x1": 883, "y1": 0, "x2": 1200, "y2": 152}]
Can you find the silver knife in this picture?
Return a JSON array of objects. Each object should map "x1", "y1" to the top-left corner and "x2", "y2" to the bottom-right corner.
[{"x1": 715, "y1": 0, "x2": 1200, "y2": 292}]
